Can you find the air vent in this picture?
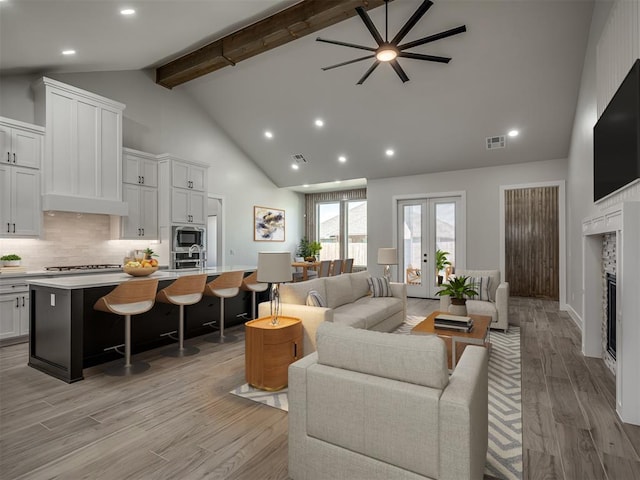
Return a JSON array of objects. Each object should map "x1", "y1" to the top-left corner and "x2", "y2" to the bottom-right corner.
[
  {"x1": 486, "y1": 136, "x2": 506, "y2": 150},
  {"x1": 291, "y1": 154, "x2": 308, "y2": 164}
]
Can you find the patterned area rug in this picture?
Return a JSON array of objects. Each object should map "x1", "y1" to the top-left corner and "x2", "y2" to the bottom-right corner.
[{"x1": 231, "y1": 316, "x2": 522, "y2": 480}]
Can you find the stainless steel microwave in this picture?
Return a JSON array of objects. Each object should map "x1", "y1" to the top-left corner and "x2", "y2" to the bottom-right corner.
[{"x1": 172, "y1": 225, "x2": 205, "y2": 251}]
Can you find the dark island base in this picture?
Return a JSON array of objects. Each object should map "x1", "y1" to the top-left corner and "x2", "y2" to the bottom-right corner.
[{"x1": 29, "y1": 274, "x2": 268, "y2": 383}]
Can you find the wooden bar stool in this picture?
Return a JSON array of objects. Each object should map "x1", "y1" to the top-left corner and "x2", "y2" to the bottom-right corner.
[
  {"x1": 203, "y1": 270, "x2": 245, "y2": 342},
  {"x1": 156, "y1": 273, "x2": 207, "y2": 357},
  {"x1": 94, "y1": 278, "x2": 159, "y2": 376},
  {"x1": 240, "y1": 271, "x2": 269, "y2": 320}
]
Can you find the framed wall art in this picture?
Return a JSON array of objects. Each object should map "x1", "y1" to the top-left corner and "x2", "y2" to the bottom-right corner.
[{"x1": 254, "y1": 206, "x2": 285, "y2": 241}]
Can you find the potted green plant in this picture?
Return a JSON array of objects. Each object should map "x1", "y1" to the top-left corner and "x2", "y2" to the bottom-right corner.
[
  {"x1": 297, "y1": 238, "x2": 322, "y2": 262},
  {"x1": 435, "y1": 275, "x2": 478, "y2": 315},
  {"x1": 1, "y1": 254, "x2": 22, "y2": 267},
  {"x1": 435, "y1": 249, "x2": 451, "y2": 285}
]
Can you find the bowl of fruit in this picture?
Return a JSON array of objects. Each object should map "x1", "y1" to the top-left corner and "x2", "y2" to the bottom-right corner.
[{"x1": 123, "y1": 259, "x2": 158, "y2": 277}]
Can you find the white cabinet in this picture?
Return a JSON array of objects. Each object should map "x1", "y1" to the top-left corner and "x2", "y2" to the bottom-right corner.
[
  {"x1": 0, "y1": 117, "x2": 43, "y2": 169},
  {"x1": 0, "y1": 280, "x2": 29, "y2": 341},
  {"x1": 32, "y1": 77, "x2": 128, "y2": 215},
  {"x1": 0, "y1": 164, "x2": 41, "y2": 237},
  {"x1": 119, "y1": 184, "x2": 158, "y2": 238},
  {"x1": 123, "y1": 148, "x2": 158, "y2": 187},
  {"x1": 158, "y1": 154, "x2": 208, "y2": 227},
  {"x1": 171, "y1": 161, "x2": 206, "y2": 191},
  {"x1": 113, "y1": 148, "x2": 159, "y2": 239},
  {"x1": 170, "y1": 188, "x2": 206, "y2": 224}
]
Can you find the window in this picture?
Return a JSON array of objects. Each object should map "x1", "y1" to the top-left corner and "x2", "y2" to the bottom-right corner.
[{"x1": 310, "y1": 191, "x2": 367, "y2": 266}]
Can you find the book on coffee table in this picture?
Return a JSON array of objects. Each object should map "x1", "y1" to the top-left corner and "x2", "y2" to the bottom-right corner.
[
  {"x1": 434, "y1": 323, "x2": 474, "y2": 333},
  {"x1": 434, "y1": 314, "x2": 474, "y2": 332}
]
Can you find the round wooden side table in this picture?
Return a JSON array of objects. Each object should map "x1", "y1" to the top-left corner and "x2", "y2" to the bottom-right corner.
[{"x1": 245, "y1": 315, "x2": 303, "y2": 391}]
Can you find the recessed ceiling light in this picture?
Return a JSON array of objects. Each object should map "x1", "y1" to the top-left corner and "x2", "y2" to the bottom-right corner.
[
  {"x1": 264, "y1": 130, "x2": 273, "y2": 139},
  {"x1": 62, "y1": 49, "x2": 76, "y2": 56},
  {"x1": 508, "y1": 129, "x2": 519, "y2": 137},
  {"x1": 291, "y1": 164, "x2": 299, "y2": 170},
  {"x1": 314, "y1": 119, "x2": 324, "y2": 128},
  {"x1": 385, "y1": 149, "x2": 395, "y2": 157},
  {"x1": 120, "y1": 8, "x2": 135, "y2": 15},
  {"x1": 303, "y1": 184, "x2": 309, "y2": 188},
  {"x1": 335, "y1": 180, "x2": 342, "y2": 184},
  {"x1": 338, "y1": 155, "x2": 347, "y2": 163}
]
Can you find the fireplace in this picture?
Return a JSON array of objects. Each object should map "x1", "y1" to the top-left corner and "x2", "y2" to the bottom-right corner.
[{"x1": 606, "y1": 273, "x2": 616, "y2": 359}]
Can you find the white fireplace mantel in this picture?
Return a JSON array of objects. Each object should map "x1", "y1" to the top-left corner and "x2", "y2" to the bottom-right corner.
[{"x1": 582, "y1": 202, "x2": 640, "y2": 425}]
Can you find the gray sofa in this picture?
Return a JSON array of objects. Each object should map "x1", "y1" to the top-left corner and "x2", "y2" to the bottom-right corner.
[
  {"x1": 258, "y1": 270, "x2": 406, "y2": 355},
  {"x1": 289, "y1": 322, "x2": 489, "y2": 480}
]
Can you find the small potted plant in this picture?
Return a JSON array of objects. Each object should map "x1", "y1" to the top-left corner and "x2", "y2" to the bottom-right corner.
[
  {"x1": 1, "y1": 254, "x2": 22, "y2": 267},
  {"x1": 435, "y1": 275, "x2": 478, "y2": 315},
  {"x1": 435, "y1": 249, "x2": 452, "y2": 285},
  {"x1": 297, "y1": 238, "x2": 322, "y2": 262}
]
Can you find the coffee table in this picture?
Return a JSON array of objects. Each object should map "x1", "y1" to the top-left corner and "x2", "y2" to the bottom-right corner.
[{"x1": 411, "y1": 311, "x2": 491, "y2": 369}]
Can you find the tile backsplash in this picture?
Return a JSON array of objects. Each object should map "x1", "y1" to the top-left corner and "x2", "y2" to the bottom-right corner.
[{"x1": 0, "y1": 212, "x2": 159, "y2": 270}]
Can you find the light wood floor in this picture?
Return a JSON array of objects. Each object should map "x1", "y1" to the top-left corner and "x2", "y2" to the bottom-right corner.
[{"x1": 0, "y1": 298, "x2": 638, "y2": 479}]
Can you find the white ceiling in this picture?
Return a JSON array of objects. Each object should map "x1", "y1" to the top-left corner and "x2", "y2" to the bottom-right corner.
[{"x1": 0, "y1": 0, "x2": 595, "y2": 192}]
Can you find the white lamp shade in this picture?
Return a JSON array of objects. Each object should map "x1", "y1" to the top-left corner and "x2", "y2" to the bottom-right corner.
[
  {"x1": 377, "y1": 247, "x2": 398, "y2": 265},
  {"x1": 257, "y1": 252, "x2": 292, "y2": 283}
]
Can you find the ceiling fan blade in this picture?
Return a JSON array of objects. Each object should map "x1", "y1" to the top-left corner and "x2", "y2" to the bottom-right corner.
[
  {"x1": 316, "y1": 37, "x2": 376, "y2": 52},
  {"x1": 399, "y1": 52, "x2": 451, "y2": 63},
  {"x1": 321, "y1": 55, "x2": 376, "y2": 71},
  {"x1": 355, "y1": 6, "x2": 384, "y2": 46},
  {"x1": 356, "y1": 61, "x2": 381, "y2": 85},
  {"x1": 391, "y1": 0, "x2": 433, "y2": 45},
  {"x1": 390, "y1": 60, "x2": 410, "y2": 83},
  {"x1": 398, "y1": 25, "x2": 467, "y2": 51}
]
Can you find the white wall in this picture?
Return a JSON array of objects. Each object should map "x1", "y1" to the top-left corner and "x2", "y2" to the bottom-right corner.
[
  {"x1": 0, "y1": 70, "x2": 303, "y2": 266},
  {"x1": 565, "y1": 0, "x2": 640, "y2": 322},
  {"x1": 367, "y1": 158, "x2": 568, "y2": 277}
]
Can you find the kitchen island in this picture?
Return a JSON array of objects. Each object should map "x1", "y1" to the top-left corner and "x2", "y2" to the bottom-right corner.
[{"x1": 28, "y1": 266, "x2": 260, "y2": 383}]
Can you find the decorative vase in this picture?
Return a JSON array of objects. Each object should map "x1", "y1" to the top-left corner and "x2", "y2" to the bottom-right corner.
[
  {"x1": 449, "y1": 299, "x2": 467, "y2": 316},
  {"x1": 304, "y1": 256, "x2": 316, "y2": 262},
  {"x1": 4, "y1": 260, "x2": 21, "y2": 267},
  {"x1": 437, "y1": 274, "x2": 444, "y2": 286}
]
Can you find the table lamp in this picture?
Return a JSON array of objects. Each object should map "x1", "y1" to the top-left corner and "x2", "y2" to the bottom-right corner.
[
  {"x1": 377, "y1": 247, "x2": 398, "y2": 282},
  {"x1": 257, "y1": 252, "x2": 292, "y2": 326}
]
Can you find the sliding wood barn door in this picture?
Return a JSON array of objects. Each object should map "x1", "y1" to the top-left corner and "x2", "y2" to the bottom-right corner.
[{"x1": 505, "y1": 186, "x2": 559, "y2": 299}]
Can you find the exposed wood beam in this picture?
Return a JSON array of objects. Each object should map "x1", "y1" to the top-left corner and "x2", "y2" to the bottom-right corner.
[{"x1": 156, "y1": 0, "x2": 391, "y2": 89}]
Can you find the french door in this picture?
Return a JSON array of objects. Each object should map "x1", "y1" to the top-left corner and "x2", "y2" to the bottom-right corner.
[{"x1": 397, "y1": 196, "x2": 463, "y2": 298}]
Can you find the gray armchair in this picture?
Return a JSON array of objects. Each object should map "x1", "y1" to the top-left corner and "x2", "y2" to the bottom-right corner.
[
  {"x1": 288, "y1": 322, "x2": 489, "y2": 480},
  {"x1": 439, "y1": 269, "x2": 509, "y2": 332}
]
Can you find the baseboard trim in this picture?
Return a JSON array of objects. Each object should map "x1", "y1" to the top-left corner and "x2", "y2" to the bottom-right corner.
[{"x1": 563, "y1": 304, "x2": 583, "y2": 332}]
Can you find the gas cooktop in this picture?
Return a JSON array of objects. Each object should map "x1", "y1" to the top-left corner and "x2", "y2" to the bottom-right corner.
[{"x1": 44, "y1": 264, "x2": 122, "y2": 272}]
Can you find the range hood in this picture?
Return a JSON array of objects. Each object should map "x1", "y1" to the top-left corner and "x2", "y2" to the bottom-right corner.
[{"x1": 42, "y1": 194, "x2": 129, "y2": 216}]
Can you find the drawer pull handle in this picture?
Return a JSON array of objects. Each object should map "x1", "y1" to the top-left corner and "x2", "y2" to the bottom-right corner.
[{"x1": 293, "y1": 342, "x2": 297, "y2": 359}]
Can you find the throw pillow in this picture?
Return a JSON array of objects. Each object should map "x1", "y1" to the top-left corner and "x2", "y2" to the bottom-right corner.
[
  {"x1": 306, "y1": 290, "x2": 327, "y2": 307},
  {"x1": 367, "y1": 277, "x2": 392, "y2": 297},
  {"x1": 465, "y1": 276, "x2": 491, "y2": 301}
]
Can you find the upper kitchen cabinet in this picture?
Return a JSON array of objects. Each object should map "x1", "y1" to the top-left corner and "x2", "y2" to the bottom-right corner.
[
  {"x1": 0, "y1": 164, "x2": 41, "y2": 237},
  {"x1": 123, "y1": 148, "x2": 158, "y2": 188},
  {"x1": 171, "y1": 161, "x2": 206, "y2": 191},
  {"x1": 0, "y1": 117, "x2": 44, "y2": 169},
  {"x1": 112, "y1": 148, "x2": 158, "y2": 240},
  {"x1": 32, "y1": 77, "x2": 128, "y2": 216},
  {"x1": 157, "y1": 154, "x2": 208, "y2": 227}
]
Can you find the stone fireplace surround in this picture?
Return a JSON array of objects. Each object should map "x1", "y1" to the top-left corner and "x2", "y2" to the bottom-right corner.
[{"x1": 582, "y1": 202, "x2": 640, "y2": 426}]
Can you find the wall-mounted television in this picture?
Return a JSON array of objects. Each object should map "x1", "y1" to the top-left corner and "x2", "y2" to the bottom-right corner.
[{"x1": 593, "y1": 58, "x2": 640, "y2": 202}]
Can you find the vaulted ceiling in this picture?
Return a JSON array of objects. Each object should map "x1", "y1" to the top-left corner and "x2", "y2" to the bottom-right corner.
[{"x1": 0, "y1": 0, "x2": 595, "y2": 191}]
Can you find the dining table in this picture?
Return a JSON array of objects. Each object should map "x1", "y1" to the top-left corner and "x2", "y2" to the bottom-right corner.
[{"x1": 291, "y1": 261, "x2": 320, "y2": 281}]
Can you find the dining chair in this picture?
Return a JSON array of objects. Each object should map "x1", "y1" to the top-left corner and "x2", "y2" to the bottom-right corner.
[
  {"x1": 331, "y1": 259, "x2": 343, "y2": 276},
  {"x1": 318, "y1": 260, "x2": 332, "y2": 277},
  {"x1": 342, "y1": 258, "x2": 354, "y2": 273}
]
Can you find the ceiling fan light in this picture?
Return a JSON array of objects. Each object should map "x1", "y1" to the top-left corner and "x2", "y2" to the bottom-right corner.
[{"x1": 376, "y1": 47, "x2": 398, "y2": 62}]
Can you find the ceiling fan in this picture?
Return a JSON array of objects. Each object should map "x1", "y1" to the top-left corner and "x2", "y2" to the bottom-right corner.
[{"x1": 316, "y1": 0, "x2": 466, "y2": 85}]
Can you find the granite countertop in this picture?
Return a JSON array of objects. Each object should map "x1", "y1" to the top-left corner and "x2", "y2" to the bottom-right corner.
[{"x1": 28, "y1": 265, "x2": 257, "y2": 289}]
